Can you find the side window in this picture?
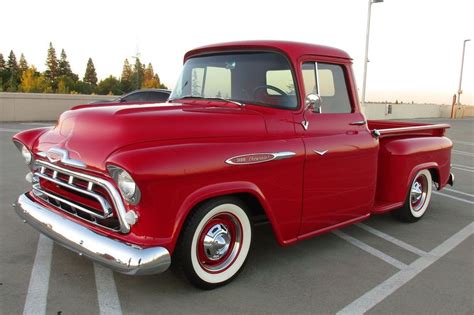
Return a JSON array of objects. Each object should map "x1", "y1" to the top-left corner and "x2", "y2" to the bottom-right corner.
[
  {"x1": 122, "y1": 92, "x2": 143, "y2": 102},
  {"x1": 147, "y1": 92, "x2": 169, "y2": 102},
  {"x1": 266, "y1": 70, "x2": 296, "y2": 95},
  {"x1": 301, "y1": 62, "x2": 352, "y2": 113}
]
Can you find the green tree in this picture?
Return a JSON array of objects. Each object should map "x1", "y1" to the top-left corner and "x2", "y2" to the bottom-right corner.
[
  {"x1": 83, "y1": 57, "x2": 97, "y2": 87},
  {"x1": 19, "y1": 53, "x2": 28, "y2": 76},
  {"x1": 120, "y1": 58, "x2": 133, "y2": 93},
  {"x1": 44, "y1": 42, "x2": 59, "y2": 91},
  {"x1": 0, "y1": 53, "x2": 6, "y2": 91},
  {"x1": 20, "y1": 66, "x2": 48, "y2": 93},
  {"x1": 6, "y1": 50, "x2": 20, "y2": 91},
  {"x1": 58, "y1": 49, "x2": 76, "y2": 79},
  {"x1": 132, "y1": 57, "x2": 144, "y2": 90},
  {"x1": 142, "y1": 63, "x2": 161, "y2": 88},
  {"x1": 96, "y1": 75, "x2": 122, "y2": 95}
]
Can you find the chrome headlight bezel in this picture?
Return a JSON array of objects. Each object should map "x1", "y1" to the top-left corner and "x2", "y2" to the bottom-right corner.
[
  {"x1": 107, "y1": 165, "x2": 141, "y2": 205},
  {"x1": 14, "y1": 141, "x2": 33, "y2": 165}
]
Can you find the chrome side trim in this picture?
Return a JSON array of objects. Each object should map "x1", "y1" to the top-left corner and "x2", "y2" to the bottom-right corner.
[
  {"x1": 35, "y1": 160, "x2": 130, "y2": 233},
  {"x1": 314, "y1": 149, "x2": 328, "y2": 156},
  {"x1": 14, "y1": 194, "x2": 170, "y2": 275},
  {"x1": 225, "y1": 151, "x2": 296, "y2": 165}
]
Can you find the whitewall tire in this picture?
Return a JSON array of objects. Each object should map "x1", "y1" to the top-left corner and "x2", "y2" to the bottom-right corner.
[
  {"x1": 175, "y1": 197, "x2": 252, "y2": 289},
  {"x1": 395, "y1": 169, "x2": 433, "y2": 222}
]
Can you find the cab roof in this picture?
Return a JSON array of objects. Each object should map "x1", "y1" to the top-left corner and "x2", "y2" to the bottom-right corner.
[{"x1": 184, "y1": 40, "x2": 352, "y2": 62}]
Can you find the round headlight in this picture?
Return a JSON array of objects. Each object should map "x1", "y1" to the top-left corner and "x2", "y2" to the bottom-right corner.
[
  {"x1": 108, "y1": 165, "x2": 141, "y2": 204},
  {"x1": 21, "y1": 145, "x2": 32, "y2": 165},
  {"x1": 117, "y1": 170, "x2": 136, "y2": 200}
]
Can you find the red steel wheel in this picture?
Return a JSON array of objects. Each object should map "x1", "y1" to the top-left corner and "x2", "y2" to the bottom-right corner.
[{"x1": 176, "y1": 197, "x2": 252, "y2": 289}]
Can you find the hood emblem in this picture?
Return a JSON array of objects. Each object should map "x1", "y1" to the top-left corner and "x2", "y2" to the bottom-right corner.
[
  {"x1": 225, "y1": 152, "x2": 296, "y2": 165},
  {"x1": 39, "y1": 147, "x2": 87, "y2": 169},
  {"x1": 46, "y1": 148, "x2": 65, "y2": 163}
]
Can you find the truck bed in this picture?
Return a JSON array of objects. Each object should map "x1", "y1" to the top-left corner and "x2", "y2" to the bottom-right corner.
[{"x1": 368, "y1": 120, "x2": 452, "y2": 213}]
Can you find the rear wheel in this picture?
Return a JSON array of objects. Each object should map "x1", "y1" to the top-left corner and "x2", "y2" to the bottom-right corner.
[
  {"x1": 175, "y1": 197, "x2": 252, "y2": 289},
  {"x1": 395, "y1": 169, "x2": 433, "y2": 222}
]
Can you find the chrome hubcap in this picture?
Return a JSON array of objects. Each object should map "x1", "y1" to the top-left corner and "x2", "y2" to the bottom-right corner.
[
  {"x1": 203, "y1": 224, "x2": 231, "y2": 261},
  {"x1": 411, "y1": 182, "x2": 422, "y2": 203},
  {"x1": 410, "y1": 175, "x2": 427, "y2": 211}
]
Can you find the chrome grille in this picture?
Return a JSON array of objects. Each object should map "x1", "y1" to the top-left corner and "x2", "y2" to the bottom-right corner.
[{"x1": 31, "y1": 160, "x2": 131, "y2": 233}]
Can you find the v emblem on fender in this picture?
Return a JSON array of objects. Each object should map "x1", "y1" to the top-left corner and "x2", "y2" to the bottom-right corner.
[{"x1": 314, "y1": 149, "x2": 328, "y2": 156}]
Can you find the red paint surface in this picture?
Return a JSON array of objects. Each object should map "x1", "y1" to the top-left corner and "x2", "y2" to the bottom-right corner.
[{"x1": 13, "y1": 41, "x2": 452, "y2": 254}]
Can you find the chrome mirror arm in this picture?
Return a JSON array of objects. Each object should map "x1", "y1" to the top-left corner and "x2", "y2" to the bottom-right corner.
[{"x1": 301, "y1": 94, "x2": 322, "y2": 130}]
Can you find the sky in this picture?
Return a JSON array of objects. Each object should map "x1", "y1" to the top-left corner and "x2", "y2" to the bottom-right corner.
[{"x1": 2, "y1": 0, "x2": 473, "y2": 105}]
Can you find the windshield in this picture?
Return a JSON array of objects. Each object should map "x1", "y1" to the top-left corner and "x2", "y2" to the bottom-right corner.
[{"x1": 170, "y1": 52, "x2": 298, "y2": 109}]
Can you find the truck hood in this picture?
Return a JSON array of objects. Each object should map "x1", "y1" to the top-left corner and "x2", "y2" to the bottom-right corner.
[{"x1": 35, "y1": 103, "x2": 267, "y2": 171}]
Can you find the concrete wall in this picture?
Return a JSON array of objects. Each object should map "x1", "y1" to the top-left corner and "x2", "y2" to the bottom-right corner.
[
  {"x1": 0, "y1": 92, "x2": 116, "y2": 122},
  {"x1": 0, "y1": 92, "x2": 472, "y2": 122},
  {"x1": 364, "y1": 103, "x2": 453, "y2": 120}
]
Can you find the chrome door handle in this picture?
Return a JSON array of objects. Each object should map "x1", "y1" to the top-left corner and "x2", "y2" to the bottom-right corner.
[{"x1": 349, "y1": 120, "x2": 366, "y2": 126}]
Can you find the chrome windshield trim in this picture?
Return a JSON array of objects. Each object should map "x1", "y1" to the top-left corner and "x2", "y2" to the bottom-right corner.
[
  {"x1": 35, "y1": 160, "x2": 130, "y2": 233},
  {"x1": 225, "y1": 151, "x2": 296, "y2": 165}
]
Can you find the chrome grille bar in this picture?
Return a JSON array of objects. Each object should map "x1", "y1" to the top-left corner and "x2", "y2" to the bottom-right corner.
[
  {"x1": 35, "y1": 171, "x2": 112, "y2": 217},
  {"x1": 32, "y1": 184, "x2": 112, "y2": 220},
  {"x1": 34, "y1": 160, "x2": 130, "y2": 233}
]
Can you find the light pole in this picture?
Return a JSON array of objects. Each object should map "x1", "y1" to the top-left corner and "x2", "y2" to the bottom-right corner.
[
  {"x1": 361, "y1": 0, "x2": 384, "y2": 110},
  {"x1": 457, "y1": 39, "x2": 471, "y2": 106}
]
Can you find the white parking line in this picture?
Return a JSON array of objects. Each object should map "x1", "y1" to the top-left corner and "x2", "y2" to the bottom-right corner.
[
  {"x1": 433, "y1": 191, "x2": 474, "y2": 204},
  {"x1": 442, "y1": 187, "x2": 474, "y2": 198},
  {"x1": 332, "y1": 230, "x2": 407, "y2": 270},
  {"x1": 94, "y1": 264, "x2": 123, "y2": 315},
  {"x1": 356, "y1": 223, "x2": 427, "y2": 256},
  {"x1": 452, "y1": 163, "x2": 474, "y2": 170},
  {"x1": 336, "y1": 222, "x2": 474, "y2": 315},
  {"x1": 23, "y1": 235, "x2": 53, "y2": 315},
  {"x1": 452, "y1": 150, "x2": 474, "y2": 157},
  {"x1": 453, "y1": 166, "x2": 474, "y2": 173},
  {"x1": 0, "y1": 127, "x2": 22, "y2": 133},
  {"x1": 453, "y1": 140, "x2": 474, "y2": 146},
  {"x1": 20, "y1": 123, "x2": 53, "y2": 126}
]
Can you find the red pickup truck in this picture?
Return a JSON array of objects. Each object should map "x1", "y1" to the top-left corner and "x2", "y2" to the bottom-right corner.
[{"x1": 13, "y1": 41, "x2": 454, "y2": 289}]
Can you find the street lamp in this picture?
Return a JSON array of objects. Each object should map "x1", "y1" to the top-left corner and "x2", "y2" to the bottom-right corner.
[
  {"x1": 361, "y1": 0, "x2": 384, "y2": 110},
  {"x1": 457, "y1": 39, "x2": 471, "y2": 106}
]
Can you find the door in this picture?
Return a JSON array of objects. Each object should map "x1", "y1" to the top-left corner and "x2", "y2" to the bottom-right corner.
[{"x1": 299, "y1": 61, "x2": 378, "y2": 236}]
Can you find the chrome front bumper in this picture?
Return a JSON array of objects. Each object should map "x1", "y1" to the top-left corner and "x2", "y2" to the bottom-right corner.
[{"x1": 14, "y1": 193, "x2": 171, "y2": 275}]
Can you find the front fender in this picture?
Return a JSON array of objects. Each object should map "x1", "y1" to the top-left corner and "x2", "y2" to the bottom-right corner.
[
  {"x1": 107, "y1": 138, "x2": 304, "y2": 252},
  {"x1": 172, "y1": 181, "x2": 284, "y2": 252}
]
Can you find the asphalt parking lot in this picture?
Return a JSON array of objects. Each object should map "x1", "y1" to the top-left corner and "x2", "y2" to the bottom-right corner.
[{"x1": 1, "y1": 118, "x2": 473, "y2": 314}]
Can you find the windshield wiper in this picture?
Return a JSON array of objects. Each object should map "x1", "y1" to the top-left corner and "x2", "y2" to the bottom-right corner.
[{"x1": 169, "y1": 95, "x2": 244, "y2": 107}]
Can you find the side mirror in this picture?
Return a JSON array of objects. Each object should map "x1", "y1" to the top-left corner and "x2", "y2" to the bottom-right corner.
[{"x1": 305, "y1": 94, "x2": 322, "y2": 113}]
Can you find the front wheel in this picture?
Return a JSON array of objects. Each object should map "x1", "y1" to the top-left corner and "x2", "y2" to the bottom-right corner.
[
  {"x1": 175, "y1": 197, "x2": 252, "y2": 289},
  {"x1": 394, "y1": 169, "x2": 433, "y2": 222}
]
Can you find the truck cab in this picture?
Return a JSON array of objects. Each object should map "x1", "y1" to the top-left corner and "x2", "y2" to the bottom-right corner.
[{"x1": 13, "y1": 41, "x2": 453, "y2": 289}]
